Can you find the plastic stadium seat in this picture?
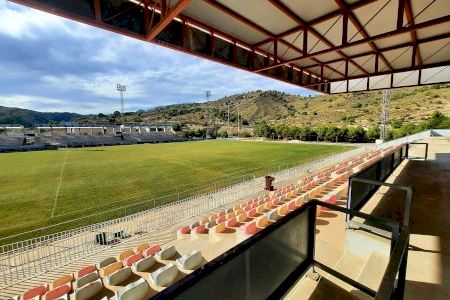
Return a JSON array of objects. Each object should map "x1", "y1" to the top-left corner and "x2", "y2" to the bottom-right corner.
[
  {"x1": 76, "y1": 265, "x2": 97, "y2": 279},
  {"x1": 75, "y1": 271, "x2": 99, "y2": 289},
  {"x1": 226, "y1": 211, "x2": 235, "y2": 219},
  {"x1": 237, "y1": 213, "x2": 248, "y2": 223},
  {"x1": 178, "y1": 226, "x2": 191, "y2": 234},
  {"x1": 211, "y1": 223, "x2": 226, "y2": 234},
  {"x1": 273, "y1": 198, "x2": 283, "y2": 206},
  {"x1": 246, "y1": 208, "x2": 257, "y2": 218},
  {"x1": 256, "y1": 216, "x2": 269, "y2": 228},
  {"x1": 106, "y1": 266, "x2": 132, "y2": 286},
  {"x1": 21, "y1": 284, "x2": 48, "y2": 300},
  {"x1": 149, "y1": 263, "x2": 179, "y2": 287},
  {"x1": 189, "y1": 222, "x2": 200, "y2": 230},
  {"x1": 176, "y1": 250, "x2": 203, "y2": 271},
  {"x1": 216, "y1": 211, "x2": 226, "y2": 217},
  {"x1": 134, "y1": 243, "x2": 150, "y2": 254},
  {"x1": 216, "y1": 215, "x2": 226, "y2": 224},
  {"x1": 225, "y1": 217, "x2": 238, "y2": 227},
  {"x1": 267, "y1": 210, "x2": 280, "y2": 221},
  {"x1": 100, "y1": 261, "x2": 123, "y2": 278},
  {"x1": 200, "y1": 218, "x2": 209, "y2": 225},
  {"x1": 73, "y1": 278, "x2": 103, "y2": 300},
  {"x1": 50, "y1": 274, "x2": 73, "y2": 289},
  {"x1": 132, "y1": 256, "x2": 155, "y2": 272},
  {"x1": 287, "y1": 200, "x2": 299, "y2": 211},
  {"x1": 156, "y1": 246, "x2": 177, "y2": 260},
  {"x1": 205, "y1": 221, "x2": 217, "y2": 229},
  {"x1": 117, "y1": 249, "x2": 135, "y2": 262},
  {"x1": 244, "y1": 205, "x2": 252, "y2": 212},
  {"x1": 43, "y1": 283, "x2": 71, "y2": 300},
  {"x1": 226, "y1": 207, "x2": 234, "y2": 214},
  {"x1": 264, "y1": 200, "x2": 274, "y2": 210},
  {"x1": 123, "y1": 253, "x2": 143, "y2": 267},
  {"x1": 115, "y1": 278, "x2": 148, "y2": 300},
  {"x1": 97, "y1": 256, "x2": 117, "y2": 269},
  {"x1": 193, "y1": 225, "x2": 207, "y2": 234},
  {"x1": 208, "y1": 214, "x2": 218, "y2": 222},
  {"x1": 143, "y1": 245, "x2": 161, "y2": 257},
  {"x1": 239, "y1": 222, "x2": 261, "y2": 235}
]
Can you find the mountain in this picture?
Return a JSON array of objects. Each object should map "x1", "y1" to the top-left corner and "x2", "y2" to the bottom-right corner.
[
  {"x1": 112, "y1": 84, "x2": 450, "y2": 128},
  {"x1": 0, "y1": 106, "x2": 81, "y2": 127}
]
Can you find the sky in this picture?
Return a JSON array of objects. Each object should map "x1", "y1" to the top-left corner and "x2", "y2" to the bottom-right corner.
[{"x1": 0, "y1": 1, "x2": 317, "y2": 114}]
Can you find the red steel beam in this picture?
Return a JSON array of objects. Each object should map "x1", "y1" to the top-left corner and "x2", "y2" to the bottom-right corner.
[
  {"x1": 203, "y1": 0, "x2": 345, "y2": 79},
  {"x1": 301, "y1": 32, "x2": 450, "y2": 68},
  {"x1": 334, "y1": 0, "x2": 393, "y2": 71},
  {"x1": 404, "y1": 0, "x2": 422, "y2": 67},
  {"x1": 267, "y1": 0, "x2": 369, "y2": 75},
  {"x1": 255, "y1": 15, "x2": 450, "y2": 72},
  {"x1": 254, "y1": 0, "x2": 378, "y2": 47},
  {"x1": 146, "y1": 0, "x2": 192, "y2": 41}
]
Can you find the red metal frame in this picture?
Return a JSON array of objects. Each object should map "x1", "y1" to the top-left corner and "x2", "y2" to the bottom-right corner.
[{"x1": 7, "y1": 0, "x2": 450, "y2": 94}]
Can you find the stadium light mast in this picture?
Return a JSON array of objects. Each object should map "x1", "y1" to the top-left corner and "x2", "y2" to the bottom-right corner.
[
  {"x1": 116, "y1": 83, "x2": 126, "y2": 125},
  {"x1": 380, "y1": 90, "x2": 390, "y2": 141}
]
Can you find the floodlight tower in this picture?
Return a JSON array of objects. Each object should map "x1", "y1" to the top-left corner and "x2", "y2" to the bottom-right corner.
[
  {"x1": 380, "y1": 89, "x2": 390, "y2": 141},
  {"x1": 116, "y1": 83, "x2": 126, "y2": 125},
  {"x1": 203, "y1": 91, "x2": 211, "y2": 126}
]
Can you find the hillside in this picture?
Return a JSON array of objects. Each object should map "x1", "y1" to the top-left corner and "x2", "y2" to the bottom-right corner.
[
  {"x1": 0, "y1": 106, "x2": 81, "y2": 127},
  {"x1": 102, "y1": 84, "x2": 449, "y2": 129}
]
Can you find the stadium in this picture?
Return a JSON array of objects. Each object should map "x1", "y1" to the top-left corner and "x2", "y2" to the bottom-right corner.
[{"x1": 0, "y1": 1, "x2": 449, "y2": 300}]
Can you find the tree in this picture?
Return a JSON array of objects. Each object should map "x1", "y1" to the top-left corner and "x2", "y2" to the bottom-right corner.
[
  {"x1": 347, "y1": 126, "x2": 366, "y2": 142},
  {"x1": 113, "y1": 111, "x2": 121, "y2": 117},
  {"x1": 172, "y1": 123, "x2": 182, "y2": 131},
  {"x1": 366, "y1": 126, "x2": 380, "y2": 141},
  {"x1": 97, "y1": 113, "x2": 105, "y2": 118}
]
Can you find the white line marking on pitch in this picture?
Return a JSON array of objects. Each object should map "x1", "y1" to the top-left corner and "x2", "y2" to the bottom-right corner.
[{"x1": 51, "y1": 150, "x2": 69, "y2": 218}]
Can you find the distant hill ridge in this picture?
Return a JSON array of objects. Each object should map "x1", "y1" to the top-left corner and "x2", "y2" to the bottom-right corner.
[
  {"x1": 1, "y1": 84, "x2": 449, "y2": 128},
  {"x1": 0, "y1": 106, "x2": 81, "y2": 127}
]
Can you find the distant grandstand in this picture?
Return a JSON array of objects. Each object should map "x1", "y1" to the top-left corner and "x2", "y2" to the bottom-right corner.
[{"x1": 0, "y1": 124, "x2": 188, "y2": 152}]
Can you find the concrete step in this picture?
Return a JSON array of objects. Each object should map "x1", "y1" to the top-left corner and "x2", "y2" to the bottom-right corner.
[
  {"x1": 356, "y1": 251, "x2": 389, "y2": 291},
  {"x1": 282, "y1": 272, "x2": 319, "y2": 300},
  {"x1": 326, "y1": 252, "x2": 366, "y2": 292}
]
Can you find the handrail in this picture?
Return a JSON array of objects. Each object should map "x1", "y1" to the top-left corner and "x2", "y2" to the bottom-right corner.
[{"x1": 375, "y1": 226, "x2": 410, "y2": 300}]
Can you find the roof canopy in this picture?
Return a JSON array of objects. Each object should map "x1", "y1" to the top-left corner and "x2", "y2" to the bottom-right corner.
[{"x1": 10, "y1": 0, "x2": 450, "y2": 93}]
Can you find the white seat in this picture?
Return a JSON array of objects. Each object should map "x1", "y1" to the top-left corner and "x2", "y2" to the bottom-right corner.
[
  {"x1": 149, "y1": 263, "x2": 179, "y2": 287},
  {"x1": 115, "y1": 278, "x2": 148, "y2": 300},
  {"x1": 155, "y1": 245, "x2": 177, "y2": 260},
  {"x1": 132, "y1": 256, "x2": 155, "y2": 272},
  {"x1": 74, "y1": 278, "x2": 103, "y2": 300},
  {"x1": 176, "y1": 250, "x2": 202, "y2": 271},
  {"x1": 75, "y1": 271, "x2": 99, "y2": 289}
]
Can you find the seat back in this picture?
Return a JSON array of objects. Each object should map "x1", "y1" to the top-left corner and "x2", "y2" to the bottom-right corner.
[
  {"x1": 134, "y1": 243, "x2": 150, "y2": 253},
  {"x1": 43, "y1": 283, "x2": 71, "y2": 300},
  {"x1": 21, "y1": 284, "x2": 48, "y2": 300},
  {"x1": 117, "y1": 249, "x2": 134, "y2": 261},
  {"x1": 156, "y1": 245, "x2": 177, "y2": 260},
  {"x1": 124, "y1": 253, "x2": 143, "y2": 267},
  {"x1": 74, "y1": 278, "x2": 103, "y2": 300},
  {"x1": 97, "y1": 256, "x2": 116, "y2": 269},
  {"x1": 116, "y1": 278, "x2": 148, "y2": 300},
  {"x1": 150, "y1": 263, "x2": 179, "y2": 287},
  {"x1": 100, "y1": 261, "x2": 123, "y2": 278},
  {"x1": 77, "y1": 265, "x2": 96, "y2": 279},
  {"x1": 75, "y1": 271, "x2": 99, "y2": 289},
  {"x1": 51, "y1": 274, "x2": 73, "y2": 289},
  {"x1": 143, "y1": 244, "x2": 161, "y2": 257}
]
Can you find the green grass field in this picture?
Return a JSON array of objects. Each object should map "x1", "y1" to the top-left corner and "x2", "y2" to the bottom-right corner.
[{"x1": 0, "y1": 140, "x2": 352, "y2": 243}]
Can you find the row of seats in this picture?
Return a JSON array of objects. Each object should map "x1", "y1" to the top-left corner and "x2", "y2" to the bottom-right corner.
[
  {"x1": 178, "y1": 145, "x2": 400, "y2": 238},
  {"x1": 14, "y1": 241, "x2": 206, "y2": 300}
]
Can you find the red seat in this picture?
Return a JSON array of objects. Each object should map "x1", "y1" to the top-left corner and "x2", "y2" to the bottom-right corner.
[
  {"x1": 124, "y1": 253, "x2": 143, "y2": 266},
  {"x1": 143, "y1": 245, "x2": 161, "y2": 257},
  {"x1": 287, "y1": 201, "x2": 299, "y2": 211},
  {"x1": 194, "y1": 225, "x2": 207, "y2": 234},
  {"x1": 244, "y1": 205, "x2": 252, "y2": 212},
  {"x1": 273, "y1": 198, "x2": 283, "y2": 206},
  {"x1": 226, "y1": 218, "x2": 238, "y2": 227},
  {"x1": 76, "y1": 264, "x2": 97, "y2": 278},
  {"x1": 180, "y1": 226, "x2": 191, "y2": 234},
  {"x1": 217, "y1": 215, "x2": 226, "y2": 224},
  {"x1": 217, "y1": 211, "x2": 226, "y2": 217},
  {"x1": 21, "y1": 284, "x2": 48, "y2": 300},
  {"x1": 246, "y1": 209, "x2": 257, "y2": 218},
  {"x1": 43, "y1": 283, "x2": 71, "y2": 300},
  {"x1": 240, "y1": 222, "x2": 261, "y2": 235}
]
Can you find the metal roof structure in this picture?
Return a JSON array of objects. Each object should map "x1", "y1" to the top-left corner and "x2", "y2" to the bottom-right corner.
[{"x1": 9, "y1": 0, "x2": 450, "y2": 94}]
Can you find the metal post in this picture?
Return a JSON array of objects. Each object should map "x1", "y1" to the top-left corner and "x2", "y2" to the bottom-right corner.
[{"x1": 380, "y1": 89, "x2": 390, "y2": 140}]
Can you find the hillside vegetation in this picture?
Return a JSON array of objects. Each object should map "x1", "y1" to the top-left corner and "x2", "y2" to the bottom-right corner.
[
  {"x1": 102, "y1": 84, "x2": 449, "y2": 128},
  {"x1": 0, "y1": 106, "x2": 81, "y2": 127}
]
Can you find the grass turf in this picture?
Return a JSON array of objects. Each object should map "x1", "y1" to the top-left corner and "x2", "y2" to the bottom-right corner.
[{"x1": 0, "y1": 140, "x2": 353, "y2": 243}]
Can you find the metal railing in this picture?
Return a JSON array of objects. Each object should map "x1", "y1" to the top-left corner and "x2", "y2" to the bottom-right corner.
[
  {"x1": 0, "y1": 147, "x2": 366, "y2": 287},
  {"x1": 375, "y1": 130, "x2": 431, "y2": 150}
]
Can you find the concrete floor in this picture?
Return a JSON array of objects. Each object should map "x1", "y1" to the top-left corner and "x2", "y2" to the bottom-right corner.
[{"x1": 359, "y1": 137, "x2": 450, "y2": 299}]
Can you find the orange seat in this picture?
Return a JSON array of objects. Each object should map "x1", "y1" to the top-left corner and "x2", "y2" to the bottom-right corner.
[
  {"x1": 76, "y1": 265, "x2": 96, "y2": 279},
  {"x1": 21, "y1": 284, "x2": 48, "y2": 300},
  {"x1": 143, "y1": 245, "x2": 161, "y2": 257},
  {"x1": 117, "y1": 249, "x2": 134, "y2": 261},
  {"x1": 43, "y1": 283, "x2": 71, "y2": 300},
  {"x1": 124, "y1": 253, "x2": 143, "y2": 266},
  {"x1": 134, "y1": 242, "x2": 150, "y2": 253}
]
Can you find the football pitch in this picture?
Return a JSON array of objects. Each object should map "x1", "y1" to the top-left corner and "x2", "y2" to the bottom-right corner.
[{"x1": 0, "y1": 140, "x2": 353, "y2": 242}]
